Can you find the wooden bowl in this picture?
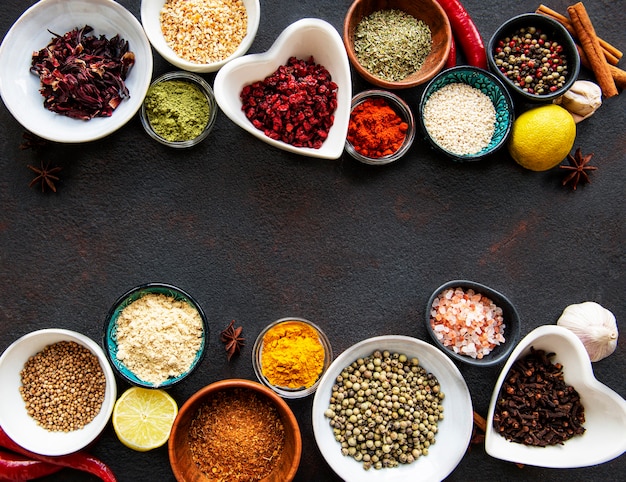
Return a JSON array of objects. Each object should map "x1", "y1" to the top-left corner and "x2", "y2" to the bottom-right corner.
[
  {"x1": 169, "y1": 379, "x2": 302, "y2": 482},
  {"x1": 343, "y1": 0, "x2": 452, "y2": 89}
]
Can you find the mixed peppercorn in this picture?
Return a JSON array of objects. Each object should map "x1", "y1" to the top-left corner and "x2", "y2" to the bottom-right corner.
[{"x1": 492, "y1": 26, "x2": 569, "y2": 95}]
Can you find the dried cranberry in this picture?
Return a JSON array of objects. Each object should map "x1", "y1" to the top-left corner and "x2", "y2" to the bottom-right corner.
[{"x1": 240, "y1": 56, "x2": 338, "y2": 149}]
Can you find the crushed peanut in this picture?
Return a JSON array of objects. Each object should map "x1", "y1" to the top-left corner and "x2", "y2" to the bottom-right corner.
[
  {"x1": 160, "y1": 0, "x2": 248, "y2": 64},
  {"x1": 115, "y1": 293, "x2": 204, "y2": 385}
]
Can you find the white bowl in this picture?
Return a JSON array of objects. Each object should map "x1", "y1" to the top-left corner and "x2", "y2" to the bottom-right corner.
[
  {"x1": 0, "y1": 0, "x2": 153, "y2": 143},
  {"x1": 0, "y1": 329, "x2": 117, "y2": 456},
  {"x1": 214, "y1": 18, "x2": 352, "y2": 160},
  {"x1": 485, "y1": 325, "x2": 626, "y2": 468},
  {"x1": 140, "y1": 0, "x2": 260, "y2": 73},
  {"x1": 312, "y1": 335, "x2": 473, "y2": 482}
]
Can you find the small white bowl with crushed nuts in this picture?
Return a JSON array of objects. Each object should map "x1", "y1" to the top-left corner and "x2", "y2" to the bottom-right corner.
[
  {"x1": 140, "y1": 0, "x2": 260, "y2": 73},
  {"x1": 0, "y1": 328, "x2": 117, "y2": 456}
]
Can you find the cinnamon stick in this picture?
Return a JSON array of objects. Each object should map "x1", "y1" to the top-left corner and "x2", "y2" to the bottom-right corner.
[
  {"x1": 577, "y1": 45, "x2": 626, "y2": 91},
  {"x1": 536, "y1": 4, "x2": 622, "y2": 65},
  {"x1": 567, "y1": 2, "x2": 618, "y2": 97}
]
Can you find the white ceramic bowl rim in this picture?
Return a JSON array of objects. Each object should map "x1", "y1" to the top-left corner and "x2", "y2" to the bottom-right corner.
[
  {"x1": 140, "y1": 0, "x2": 260, "y2": 73},
  {"x1": 214, "y1": 18, "x2": 352, "y2": 160},
  {"x1": 0, "y1": 0, "x2": 153, "y2": 143},
  {"x1": 0, "y1": 328, "x2": 117, "y2": 456},
  {"x1": 485, "y1": 325, "x2": 626, "y2": 468},
  {"x1": 312, "y1": 335, "x2": 473, "y2": 482}
]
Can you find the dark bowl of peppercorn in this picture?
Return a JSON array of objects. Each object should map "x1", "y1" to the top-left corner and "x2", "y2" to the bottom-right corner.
[
  {"x1": 345, "y1": 90, "x2": 416, "y2": 165},
  {"x1": 487, "y1": 13, "x2": 581, "y2": 102},
  {"x1": 0, "y1": 328, "x2": 117, "y2": 456},
  {"x1": 343, "y1": 0, "x2": 452, "y2": 89},
  {"x1": 169, "y1": 379, "x2": 302, "y2": 481}
]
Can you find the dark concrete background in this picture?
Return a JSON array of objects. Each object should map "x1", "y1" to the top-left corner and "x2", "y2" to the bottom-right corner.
[{"x1": 1, "y1": 0, "x2": 624, "y2": 480}]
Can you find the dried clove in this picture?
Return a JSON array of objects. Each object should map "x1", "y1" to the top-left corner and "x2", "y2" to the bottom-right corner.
[{"x1": 493, "y1": 347, "x2": 585, "y2": 447}]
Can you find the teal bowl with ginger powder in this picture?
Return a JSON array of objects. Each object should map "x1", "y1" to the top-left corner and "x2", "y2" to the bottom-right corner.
[{"x1": 140, "y1": 71, "x2": 218, "y2": 148}]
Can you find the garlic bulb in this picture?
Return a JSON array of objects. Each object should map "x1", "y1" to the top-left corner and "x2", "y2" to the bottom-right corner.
[
  {"x1": 553, "y1": 80, "x2": 602, "y2": 123},
  {"x1": 557, "y1": 301, "x2": 618, "y2": 362}
]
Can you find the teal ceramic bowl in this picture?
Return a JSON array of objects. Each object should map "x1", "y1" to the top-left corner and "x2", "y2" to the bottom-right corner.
[
  {"x1": 103, "y1": 283, "x2": 208, "y2": 388},
  {"x1": 418, "y1": 66, "x2": 514, "y2": 162}
]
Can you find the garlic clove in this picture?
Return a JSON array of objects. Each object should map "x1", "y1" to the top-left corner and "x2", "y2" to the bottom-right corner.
[
  {"x1": 556, "y1": 301, "x2": 618, "y2": 362},
  {"x1": 553, "y1": 80, "x2": 602, "y2": 124}
]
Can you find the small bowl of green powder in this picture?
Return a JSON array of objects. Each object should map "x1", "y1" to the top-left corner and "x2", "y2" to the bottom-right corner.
[{"x1": 140, "y1": 71, "x2": 218, "y2": 148}]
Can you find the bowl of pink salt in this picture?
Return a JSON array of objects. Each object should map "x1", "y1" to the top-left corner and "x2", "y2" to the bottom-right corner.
[{"x1": 425, "y1": 280, "x2": 520, "y2": 367}]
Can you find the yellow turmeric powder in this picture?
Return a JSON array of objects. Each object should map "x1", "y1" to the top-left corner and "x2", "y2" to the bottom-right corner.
[{"x1": 261, "y1": 320, "x2": 325, "y2": 389}]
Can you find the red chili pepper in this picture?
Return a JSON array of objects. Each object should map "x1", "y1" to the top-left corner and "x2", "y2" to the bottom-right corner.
[
  {"x1": 436, "y1": 0, "x2": 488, "y2": 69},
  {"x1": 446, "y1": 34, "x2": 457, "y2": 68},
  {"x1": 0, "y1": 450, "x2": 63, "y2": 481},
  {"x1": 0, "y1": 428, "x2": 116, "y2": 482}
]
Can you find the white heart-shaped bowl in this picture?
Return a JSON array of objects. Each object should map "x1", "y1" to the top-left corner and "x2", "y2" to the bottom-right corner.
[
  {"x1": 140, "y1": 0, "x2": 260, "y2": 73},
  {"x1": 0, "y1": 329, "x2": 117, "y2": 456},
  {"x1": 214, "y1": 18, "x2": 352, "y2": 160},
  {"x1": 0, "y1": 0, "x2": 153, "y2": 143},
  {"x1": 312, "y1": 335, "x2": 473, "y2": 482},
  {"x1": 485, "y1": 325, "x2": 626, "y2": 467}
]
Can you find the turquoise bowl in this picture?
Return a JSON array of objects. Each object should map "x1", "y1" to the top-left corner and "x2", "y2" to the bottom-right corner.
[
  {"x1": 103, "y1": 283, "x2": 208, "y2": 389},
  {"x1": 418, "y1": 66, "x2": 514, "y2": 162}
]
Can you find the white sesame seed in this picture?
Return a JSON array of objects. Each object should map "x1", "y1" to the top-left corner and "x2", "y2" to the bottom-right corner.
[{"x1": 423, "y1": 83, "x2": 496, "y2": 156}]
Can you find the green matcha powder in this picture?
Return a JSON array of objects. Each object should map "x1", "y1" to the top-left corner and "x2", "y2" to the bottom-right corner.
[{"x1": 145, "y1": 80, "x2": 210, "y2": 142}]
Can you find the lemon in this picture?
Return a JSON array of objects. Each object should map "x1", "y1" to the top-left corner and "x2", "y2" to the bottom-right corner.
[
  {"x1": 508, "y1": 104, "x2": 576, "y2": 171},
  {"x1": 112, "y1": 387, "x2": 178, "y2": 452}
]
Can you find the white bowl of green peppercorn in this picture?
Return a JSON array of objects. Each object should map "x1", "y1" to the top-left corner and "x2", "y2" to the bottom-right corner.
[
  {"x1": 312, "y1": 335, "x2": 473, "y2": 481},
  {"x1": 140, "y1": 71, "x2": 218, "y2": 148}
]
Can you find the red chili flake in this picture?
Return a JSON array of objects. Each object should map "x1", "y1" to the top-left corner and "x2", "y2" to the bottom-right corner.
[
  {"x1": 30, "y1": 25, "x2": 135, "y2": 120},
  {"x1": 240, "y1": 56, "x2": 338, "y2": 149}
]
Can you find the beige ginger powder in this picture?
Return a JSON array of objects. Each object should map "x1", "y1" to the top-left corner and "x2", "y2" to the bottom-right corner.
[{"x1": 115, "y1": 293, "x2": 203, "y2": 385}]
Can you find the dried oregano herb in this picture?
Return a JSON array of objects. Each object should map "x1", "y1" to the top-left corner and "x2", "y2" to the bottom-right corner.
[{"x1": 354, "y1": 9, "x2": 431, "y2": 82}]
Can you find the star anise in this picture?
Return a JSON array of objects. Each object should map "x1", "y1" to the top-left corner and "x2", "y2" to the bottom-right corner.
[
  {"x1": 220, "y1": 319, "x2": 244, "y2": 361},
  {"x1": 20, "y1": 131, "x2": 49, "y2": 150},
  {"x1": 560, "y1": 148, "x2": 596, "y2": 190},
  {"x1": 27, "y1": 161, "x2": 62, "y2": 192}
]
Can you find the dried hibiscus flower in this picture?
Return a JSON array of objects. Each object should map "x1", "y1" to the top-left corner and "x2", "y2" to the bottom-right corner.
[{"x1": 30, "y1": 25, "x2": 135, "y2": 120}]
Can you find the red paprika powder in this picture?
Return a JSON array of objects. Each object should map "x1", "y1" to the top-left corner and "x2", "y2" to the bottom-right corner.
[{"x1": 347, "y1": 97, "x2": 408, "y2": 158}]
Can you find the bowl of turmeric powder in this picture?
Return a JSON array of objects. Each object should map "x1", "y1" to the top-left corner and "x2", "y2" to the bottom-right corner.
[
  {"x1": 345, "y1": 90, "x2": 416, "y2": 165},
  {"x1": 252, "y1": 318, "x2": 333, "y2": 399}
]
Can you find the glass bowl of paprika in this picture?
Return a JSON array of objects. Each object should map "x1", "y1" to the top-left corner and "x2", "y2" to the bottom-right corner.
[
  {"x1": 252, "y1": 317, "x2": 333, "y2": 399},
  {"x1": 345, "y1": 89, "x2": 416, "y2": 165},
  {"x1": 140, "y1": 71, "x2": 218, "y2": 148}
]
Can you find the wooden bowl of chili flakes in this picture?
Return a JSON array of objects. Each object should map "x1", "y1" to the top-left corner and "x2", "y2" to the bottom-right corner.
[{"x1": 169, "y1": 379, "x2": 302, "y2": 482}]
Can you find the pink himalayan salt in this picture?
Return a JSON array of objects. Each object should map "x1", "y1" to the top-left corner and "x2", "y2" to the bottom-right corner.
[{"x1": 430, "y1": 287, "x2": 505, "y2": 359}]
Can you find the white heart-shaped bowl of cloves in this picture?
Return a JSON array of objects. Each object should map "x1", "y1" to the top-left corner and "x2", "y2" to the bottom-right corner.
[
  {"x1": 214, "y1": 18, "x2": 352, "y2": 160},
  {"x1": 485, "y1": 324, "x2": 626, "y2": 468}
]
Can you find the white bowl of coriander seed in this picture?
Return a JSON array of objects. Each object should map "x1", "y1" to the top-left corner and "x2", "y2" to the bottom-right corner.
[
  {"x1": 312, "y1": 335, "x2": 473, "y2": 481},
  {"x1": 0, "y1": 329, "x2": 117, "y2": 456},
  {"x1": 140, "y1": 0, "x2": 261, "y2": 73}
]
